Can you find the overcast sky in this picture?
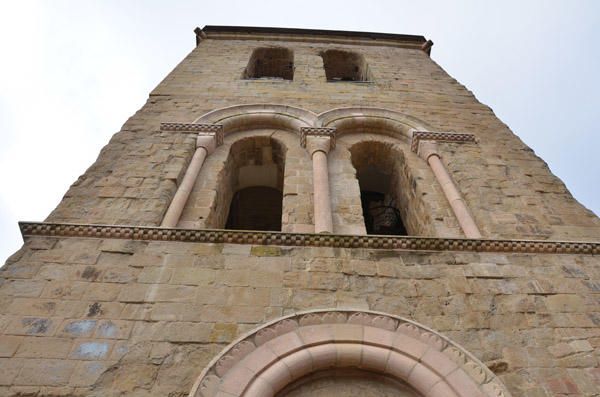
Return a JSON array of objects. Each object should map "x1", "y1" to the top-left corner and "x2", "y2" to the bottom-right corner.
[{"x1": 0, "y1": 1, "x2": 598, "y2": 261}]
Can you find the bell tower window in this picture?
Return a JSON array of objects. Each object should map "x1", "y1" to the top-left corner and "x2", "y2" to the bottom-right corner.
[
  {"x1": 321, "y1": 49, "x2": 371, "y2": 82},
  {"x1": 350, "y1": 141, "x2": 408, "y2": 236},
  {"x1": 243, "y1": 47, "x2": 294, "y2": 81},
  {"x1": 223, "y1": 136, "x2": 286, "y2": 231}
]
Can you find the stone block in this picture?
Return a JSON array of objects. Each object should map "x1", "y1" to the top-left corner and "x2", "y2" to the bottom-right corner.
[
  {"x1": 2, "y1": 280, "x2": 46, "y2": 298},
  {"x1": 94, "y1": 320, "x2": 134, "y2": 339},
  {"x1": 15, "y1": 359, "x2": 77, "y2": 386},
  {"x1": 171, "y1": 267, "x2": 215, "y2": 285},
  {"x1": 145, "y1": 284, "x2": 196, "y2": 302},
  {"x1": 137, "y1": 267, "x2": 172, "y2": 283},
  {"x1": 0, "y1": 335, "x2": 22, "y2": 357},
  {"x1": 545, "y1": 294, "x2": 585, "y2": 313},
  {"x1": 0, "y1": 358, "x2": 23, "y2": 385},
  {"x1": 58, "y1": 319, "x2": 97, "y2": 338},
  {"x1": 15, "y1": 337, "x2": 72, "y2": 359},
  {"x1": 69, "y1": 340, "x2": 112, "y2": 360},
  {"x1": 69, "y1": 360, "x2": 114, "y2": 387},
  {"x1": 5, "y1": 317, "x2": 58, "y2": 336},
  {"x1": 162, "y1": 322, "x2": 211, "y2": 342}
]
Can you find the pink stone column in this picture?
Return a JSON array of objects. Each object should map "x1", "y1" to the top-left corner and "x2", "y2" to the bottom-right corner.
[
  {"x1": 301, "y1": 127, "x2": 336, "y2": 234},
  {"x1": 161, "y1": 126, "x2": 223, "y2": 228},
  {"x1": 419, "y1": 141, "x2": 482, "y2": 238}
]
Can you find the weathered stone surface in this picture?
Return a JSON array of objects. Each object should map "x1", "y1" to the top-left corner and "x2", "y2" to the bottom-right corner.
[{"x1": 1, "y1": 27, "x2": 599, "y2": 397}]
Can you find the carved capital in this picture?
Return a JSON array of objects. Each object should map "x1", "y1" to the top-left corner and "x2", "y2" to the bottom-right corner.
[
  {"x1": 161, "y1": 123, "x2": 224, "y2": 154},
  {"x1": 411, "y1": 131, "x2": 477, "y2": 153},
  {"x1": 300, "y1": 127, "x2": 336, "y2": 154}
]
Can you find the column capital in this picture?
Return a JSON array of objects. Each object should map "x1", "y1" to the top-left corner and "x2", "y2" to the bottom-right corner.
[
  {"x1": 411, "y1": 130, "x2": 476, "y2": 154},
  {"x1": 161, "y1": 123, "x2": 224, "y2": 155},
  {"x1": 300, "y1": 127, "x2": 336, "y2": 155}
]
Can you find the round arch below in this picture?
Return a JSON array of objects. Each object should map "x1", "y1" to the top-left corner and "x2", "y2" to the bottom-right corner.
[
  {"x1": 317, "y1": 107, "x2": 436, "y2": 142},
  {"x1": 193, "y1": 104, "x2": 319, "y2": 135},
  {"x1": 189, "y1": 309, "x2": 511, "y2": 397}
]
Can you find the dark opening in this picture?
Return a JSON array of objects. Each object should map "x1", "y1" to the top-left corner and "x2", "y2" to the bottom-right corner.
[
  {"x1": 360, "y1": 191, "x2": 407, "y2": 235},
  {"x1": 244, "y1": 47, "x2": 294, "y2": 80},
  {"x1": 226, "y1": 186, "x2": 283, "y2": 231},
  {"x1": 321, "y1": 49, "x2": 371, "y2": 82},
  {"x1": 351, "y1": 142, "x2": 408, "y2": 236}
]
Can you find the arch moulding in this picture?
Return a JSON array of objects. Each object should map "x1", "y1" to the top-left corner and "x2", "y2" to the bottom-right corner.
[
  {"x1": 189, "y1": 309, "x2": 511, "y2": 397},
  {"x1": 193, "y1": 104, "x2": 319, "y2": 135},
  {"x1": 317, "y1": 106, "x2": 437, "y2": 142}
]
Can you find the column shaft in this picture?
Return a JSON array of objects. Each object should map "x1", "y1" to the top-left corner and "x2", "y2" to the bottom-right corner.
[
  {"x1": 427, "y1": 154, "x2": 482, "y2": 238},
  {"x1": 312, "y1": 150, "x2": 333, "y2": 233},
  {"x1": 161, "y1": 147, "x2": 208, "y2": 228}
]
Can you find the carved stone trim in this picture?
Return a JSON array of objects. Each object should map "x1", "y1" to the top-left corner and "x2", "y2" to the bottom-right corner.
[
  {"x1": 161, "y1": 123, "x2": 224, "y2": 145},
  {"x1": 300, "y1": 127, "x2": 336, "y2": 149},
  {"x1": 189, "y1": 309, "x2": 512, "y2": 397},
  {"x1": 411, "y1": 131, "x2": 477, "y2": 153},
  {"x1": 18, "y1": 222, "x2": 600, "y2": 255}
]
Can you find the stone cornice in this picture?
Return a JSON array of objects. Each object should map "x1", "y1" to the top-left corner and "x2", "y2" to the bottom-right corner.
[
  {"x1": 18, "y1": 222, "x2": 599, "y2": 255},
  {"x1": 198, "y1": 26, "x2": 430, "y2": 52},
  {"x1": 160, "y1": 123, "x2": 224, "y2": 146},
  {"x1": 300, "y1": 127, "x2": 336, "y2": 149},
  {"x1": 411, "y1": 131, "x2": 477, "y2": 153}
]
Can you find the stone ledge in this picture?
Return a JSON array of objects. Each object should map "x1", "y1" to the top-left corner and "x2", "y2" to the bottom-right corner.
[
  {"x1": 411, "y1": 131, "x2": 477, "y2": 152},
  {"x1": 18, "y1": 222, "x2": 600, "y2": 255}
]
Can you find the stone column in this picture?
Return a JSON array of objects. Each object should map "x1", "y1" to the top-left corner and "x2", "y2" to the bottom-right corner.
[
  {"x1": 301, "y1": 127, "x2": 336, "y2": 234},
  {"x1": 417, "y1": 139, "x2": 482, "y2": 238},
  {"x1": 160, "y1": 124, "x2": 223, "y2": 228}
]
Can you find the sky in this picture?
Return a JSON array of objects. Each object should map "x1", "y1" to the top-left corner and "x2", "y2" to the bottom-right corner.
[{"x1": 0, "y1": 1, "x2": 598, "y2": 262}]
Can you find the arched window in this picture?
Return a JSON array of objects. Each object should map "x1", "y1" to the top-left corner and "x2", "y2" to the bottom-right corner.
[
  {"x1": 244, "y1": 47, "x2": 294, "y2": 81},
  {"x1": 321, "y1": 49, "x2": 371, "y2": 82},
  {"x1": 222, "y1": 136, "x2": 286, "y2": 231},
  {"x1": 350, "y1": 141, "x2": 408, "y2": 235}
]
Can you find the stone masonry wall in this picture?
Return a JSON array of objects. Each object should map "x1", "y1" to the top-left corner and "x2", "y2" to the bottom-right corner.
[
  {"x1": 0, "y1": 236, "x2": 599, "y2": 396},
  {"x1": 44, "y1": 37, "x2": 600, "y2": 240},
  {"x1": 3, "y1": 31, "x2": 600, "y2": 397}
]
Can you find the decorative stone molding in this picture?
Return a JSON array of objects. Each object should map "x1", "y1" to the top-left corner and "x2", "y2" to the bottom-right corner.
[
  {"x1": 317, "y1": 107, "x2": 436, "y2": 142},
  {"x1": 300, "y1": 127, "x2": 336, "y2": 150},
  {"x1": 161, "y1": 123, "x2": 224, "y2": 146},
  {"x1": 193, "y1": 104, "x2": 318, "y2": 134},
  {"x1": 18, "y1": 222, "x2": 600, "y2": 255},
  {"x1": 411, "y1": 131, "x2": 477, "y2": 153},
  {"x1": 188, "y1": 309, "x2": 512, "y2": 397}
]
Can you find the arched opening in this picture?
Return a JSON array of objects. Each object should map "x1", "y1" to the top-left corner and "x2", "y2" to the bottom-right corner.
[
  {"x1": 350, "y1": 141, "x2": 408, "y2": 236},
  {"x1": 278, "y1": 369, "x2": 420, "y2": 396},
  {"x1": 244, "y1": 47, "x2": 294, "y2": 81},
  {"x1": 189, "y1": 309, "x2": 511, "y2": 397},
  {"x1": 320, "y1": 50, "x2": 371, "y2": 82},
  {"x1": 226, "y1": 186, "x2": 282, "y2": 231},
  {"x1": 222, "y1": 136, "x2": 286, "y2": 231}
]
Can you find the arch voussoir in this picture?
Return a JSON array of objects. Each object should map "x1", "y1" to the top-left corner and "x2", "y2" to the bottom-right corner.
[{"x1": 190, "y1": 309, "x2": 512, "y2": 397}]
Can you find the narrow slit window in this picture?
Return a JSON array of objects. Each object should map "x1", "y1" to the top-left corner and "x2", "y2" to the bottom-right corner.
[{"x1": 244, "y1": 47, "x2": 294, "y2": 81}]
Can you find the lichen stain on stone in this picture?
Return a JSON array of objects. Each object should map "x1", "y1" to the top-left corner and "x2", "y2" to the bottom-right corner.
[
  {"x1": 87, "y1": 302, "x2": 103, "y2": 317},
  {"x1": 81, "y1": 266, "x2": 101, "y2": 281},
  {"x1": 64, "y1": 319, "x2": 97, "y2": 335},
  {"x1": 74, "y1": 342, "x2": 109, "y2": 359},
  {"x1": 22, "y1": 317, "x2": 51, "y2": 334},
  {"x1": 97, "y1": 321, "x2": 117, "y2": 338}
]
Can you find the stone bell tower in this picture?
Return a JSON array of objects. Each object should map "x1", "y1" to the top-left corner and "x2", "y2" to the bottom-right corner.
[{"x1": 1, "y1": 26, "x2": 599, "y2": 397}]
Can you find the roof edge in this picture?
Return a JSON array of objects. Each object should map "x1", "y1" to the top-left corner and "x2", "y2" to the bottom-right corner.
[{"x1": 201, "y1": 25, "x2": 428, "y2": 43}]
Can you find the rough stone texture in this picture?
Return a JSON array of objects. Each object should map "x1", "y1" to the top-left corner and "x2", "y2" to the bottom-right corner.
[
  {"x1": 1, "y1": 28, "x2": 600, "y2": 396},
  {"x1": 1, "y1": 237, "x2": 600, "y2": 396},
  {"x1": 42, "y1": 34, "x2": 600, "y2": 240}
]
